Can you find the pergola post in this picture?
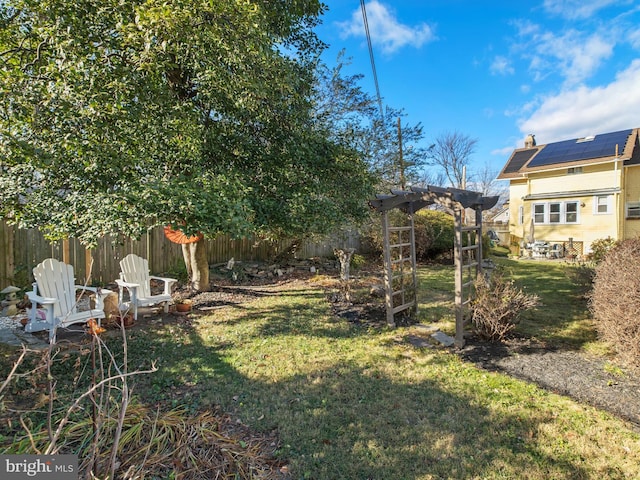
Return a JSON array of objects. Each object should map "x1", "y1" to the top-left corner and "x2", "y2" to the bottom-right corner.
[{"x1": 408, "y1": 204, "x2": 418, "y2": 322}]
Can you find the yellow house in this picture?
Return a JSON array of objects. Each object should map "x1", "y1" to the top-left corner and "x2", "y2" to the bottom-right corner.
[{"x1": 497, "y1": 128, "x2": 640, "y2": 257}]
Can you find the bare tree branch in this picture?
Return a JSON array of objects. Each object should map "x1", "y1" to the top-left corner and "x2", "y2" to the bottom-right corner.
[{"x1": 428, "y1": 131, "x2": 478, "y2": 188}]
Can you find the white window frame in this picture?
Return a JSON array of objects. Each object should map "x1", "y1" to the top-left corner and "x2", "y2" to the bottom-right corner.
[
  {"x1": 565, "y1": 201, "x2": 579, "y2": 223},
  {"x1": 594, "y1": 195, "x2": 611, "y2": 215},
  {"x1": 627, "y1": 201, "x2": 640, "y2": 219},
  {"x1": 567, "y1": 167, "x2": 583, "y2": 174},
  {"x1": 549, "y1": 202, "x2": 561, "y2": 223},
  {"x1": 518, "y1": 206, "x2": 524, "y2": 225},
  {"x1": 532, "y1": 201, "x2": 580, "y2": 224},
  {"x1": 533, "y1": 203, "x2": 546, "y2": 224}
]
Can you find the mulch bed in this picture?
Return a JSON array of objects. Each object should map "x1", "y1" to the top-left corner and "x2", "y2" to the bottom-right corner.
[
  {"x1": 459, "y1": 336, "x2": 640, "y2": 429},
  {"x1": 327, "y1": 286, "x2": 640, "y2": 430}
]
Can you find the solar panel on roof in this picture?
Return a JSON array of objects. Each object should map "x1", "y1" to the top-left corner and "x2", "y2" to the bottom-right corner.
[
  {"x1": 503, "y1": 149, "x2": 538, "y2": 174},
  {"x1": 528, "y1": 129, "x2": 632, "y2": 167}
]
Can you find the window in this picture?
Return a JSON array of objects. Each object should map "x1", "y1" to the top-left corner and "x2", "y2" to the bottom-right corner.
[
  {"x1": 567, "y1": 167, "x2": 583, "y2": 174},
  {"x1": 565, "y1": 202, "x2": 578, "y2": 223},
  {"x1": 533, "y1": 204, "x2": 545, "y2": 224},
  {"x1": 594, "y1": 195, "x2": 611, "y2": 214},
  {"x1": 532, "y1": 201, "x2": 580, "y2": 224},
  {"x1": 518, "y1": 206, "x2": 524, "y2": 225},
  {"x1": 549, "y1": 203, "x2": 561, "y2": 223},
  {"x1": 627, "y1": 202, "x2": 640, "y2": 219}
]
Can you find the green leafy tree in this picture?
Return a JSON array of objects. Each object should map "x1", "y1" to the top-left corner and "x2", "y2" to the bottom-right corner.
[{"x1": 0, "y1": 0, "x2": 375, "y2": 290}]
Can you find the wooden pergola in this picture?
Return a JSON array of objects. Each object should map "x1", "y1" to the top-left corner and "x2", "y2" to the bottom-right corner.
[{"x1": 369, "y1": 185, "x2": 499, "y2": 347}]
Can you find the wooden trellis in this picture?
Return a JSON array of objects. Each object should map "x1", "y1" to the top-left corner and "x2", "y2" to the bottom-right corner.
[
  {"x1": 381, "y1": 207, "x2": 418, "y2": 326},
  {"x1": 370, "y1": 186, "x2": 499, "y2": 347}
]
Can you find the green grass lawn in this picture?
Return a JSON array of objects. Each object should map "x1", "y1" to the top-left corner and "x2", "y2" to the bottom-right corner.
[
  {"x1": 121, "y1": 259, "x2": 638, "y2": 479},
  {"x1": 2, "y1": 258, "x2": 639, "y2": 479},
  {"x1": 416, "y1": 258, "x2": 597, "y2": 348}
]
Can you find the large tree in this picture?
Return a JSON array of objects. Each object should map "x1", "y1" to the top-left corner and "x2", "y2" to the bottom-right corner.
[
  {"x1": 0, "y1": 0, "x2": 375, "y2": 290},
  {"x1": 427, "y1": 130, "x2": 478, "y2": 188}
]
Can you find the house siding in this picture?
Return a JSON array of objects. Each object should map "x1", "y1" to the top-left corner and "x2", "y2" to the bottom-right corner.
[
  {"x1": 624, "y1": 165, "x2": 640, "y2": 239},
  {"x1": 507, "y1": 181, "x2": 527, "y2": 242},
  {"x1": 527, "y1": 163, "x2": 619, "y2": 195},
  {"x1": 500, "y1": 127, "x2": 639, "y2": 257},
  {"x1": 507, "y1": 163, "x2": 622, "y2": 252}
]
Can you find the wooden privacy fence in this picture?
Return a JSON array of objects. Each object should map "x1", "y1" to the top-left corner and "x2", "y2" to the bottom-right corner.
[{"x1": 0, "y1": 220, "x2": 361, "y2": 288}]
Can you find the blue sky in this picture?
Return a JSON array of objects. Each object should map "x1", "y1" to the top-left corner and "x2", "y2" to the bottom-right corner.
[{"x1": 315, "y1": 0, "x2": 640, "y2": 181}]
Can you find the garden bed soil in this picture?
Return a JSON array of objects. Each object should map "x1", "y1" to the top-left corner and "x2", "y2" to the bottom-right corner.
[{"x1": 459, "y1": 336, "x2": 640, "y2": 429}]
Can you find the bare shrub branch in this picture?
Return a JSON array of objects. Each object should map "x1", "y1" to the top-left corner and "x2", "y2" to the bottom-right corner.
[
  {"x1": 471, "y1": 269, "x2": 540, "y2": 342},
  {"x1": 589, "y1": 238, "x2": 640, "y2": 370}
]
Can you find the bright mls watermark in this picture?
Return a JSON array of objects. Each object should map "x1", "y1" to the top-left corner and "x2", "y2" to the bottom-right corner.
[{"x1": 0, "y1": 455, "x2": 77, "y2": 479}]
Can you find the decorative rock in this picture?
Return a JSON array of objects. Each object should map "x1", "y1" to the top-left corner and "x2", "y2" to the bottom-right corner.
[
  {"x1": 431, "y1": 331, "x2": 455, "y2": 347},
  {"x1": 369, "y1": 285, "x2": 385, "y2": 298}
]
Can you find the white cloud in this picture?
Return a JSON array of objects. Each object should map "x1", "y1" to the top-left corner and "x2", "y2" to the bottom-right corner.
[
  {"x1": 491, "y1": 145, "x2": 519, "y2": 156},
  {"x1": 518, "y1": 59, "x2": 640, "y2": 143},
  {"x1": 628, "y1": 28, "x2": 640, "y2": 49},
  {"x1": 490, "y1": 56, "x2": 515, "y2": 76},
  {"x1": 543, "y1": 0, "x2": 628, "y2": 20},
  {"x1": 337, "y1": 1, "x2": 436, "y2": 55},
  {"x1": 525, "y1": 29, "x2": 615, "y2": 86}
]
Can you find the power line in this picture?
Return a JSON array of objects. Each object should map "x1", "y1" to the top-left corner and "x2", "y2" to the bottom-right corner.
[{"x1": 360, "y1": 0, "x2": 384, "y2": 121}]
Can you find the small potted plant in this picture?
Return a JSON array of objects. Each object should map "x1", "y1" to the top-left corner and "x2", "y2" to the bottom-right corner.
[
  {"x1": 110, "y1": 310, "x2": 135, "y2": 328},
  {"x1": 173, "y1": 294, "x2": 193, "y2": 313}
]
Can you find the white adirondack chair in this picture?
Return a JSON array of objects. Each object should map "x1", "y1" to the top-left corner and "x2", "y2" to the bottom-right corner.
[
  {"x1": 116, "y1": 254, "x2": 177, "y2": 320},
  {"x1": 25, "y1": 258, "x2": 111, "y2": 343}
]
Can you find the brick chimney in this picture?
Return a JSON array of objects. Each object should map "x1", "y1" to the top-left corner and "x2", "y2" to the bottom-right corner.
[{"x1": 524, "y1": 134, "x2": 536, "y2": 148}]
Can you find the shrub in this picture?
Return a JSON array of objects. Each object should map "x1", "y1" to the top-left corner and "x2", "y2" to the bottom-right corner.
[
  {"x1": 350, "y1": 253, "x2": 366, "y2": 270},
  {"x1": 481, "y1": 233, "x2": 492, "y2": 259},
  {"x1": 471, "y1": 268, "x2": 540, "y2": 342},
  {"x1": 414, "y1": 209, "x2": 455, "y2": 260},
  {"x1": 589, "y1": 238, "x2": 640, "y2": 370},
  {"x1": 363, "y1": 208, "x2": 455, "y2": 261},
  {"x1": 588, "y1": 236, "x2": 619, "y2": 264}
]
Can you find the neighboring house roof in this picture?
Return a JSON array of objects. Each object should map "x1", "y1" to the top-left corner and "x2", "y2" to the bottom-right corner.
[
  {"x1": 489, "y1": 206, "x2": 509, "y2": 223},
  {"x1": 497, "y1": 128, "x2": 639, "y2": 179}
]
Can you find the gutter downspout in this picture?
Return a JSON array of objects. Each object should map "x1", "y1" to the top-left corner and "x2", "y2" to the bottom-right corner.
[{"x1": 619, "y1": 146, "x2": 626, "y2": 240}]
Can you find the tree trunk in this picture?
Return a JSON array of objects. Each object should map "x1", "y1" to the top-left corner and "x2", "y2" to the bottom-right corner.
[
  {"x1": 334, "y1": 248, "x2": 355, "y2": 303},
  {"x1": 181, "y1": 238, "x2": 210, "y2": 292}
]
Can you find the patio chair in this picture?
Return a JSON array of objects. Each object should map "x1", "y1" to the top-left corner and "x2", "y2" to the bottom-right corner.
[
  {"x1": 116, "y1": 254, "x2": 177, "y2": 320},
  {"x1": 547, "y1": 243, "x2": 564, "y2": 259},
  {"x1": 25, "y1": 258, "x2": 111, "y2": 343}
]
